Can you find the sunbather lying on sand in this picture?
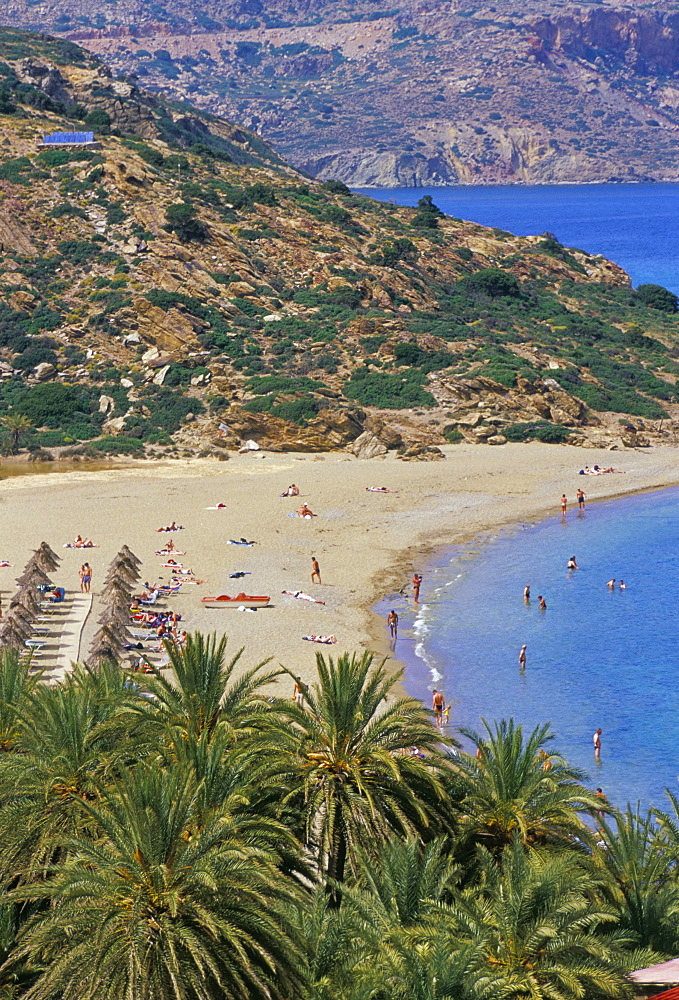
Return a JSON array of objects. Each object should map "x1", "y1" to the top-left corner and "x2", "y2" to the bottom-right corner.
[
  {"x1": 170, "y1": 575, "x2": 206, "y2": 584},
  {"x1": 155, "y1": 549, "x2": 185, "y2": 556},
  {"x1": 283, "y1": 590, "x2": 326, "y2": 605},
  {"x1": 302, "y1": 634, "x2": 336, "y2": 644},
  {"x1": 0, "y1": 561, "x2": 13, "y2": 568},
  {"x1": 227, "y1": 538, "x2": 256, "y2": 546},
  {"x1": 366, "y1": 486, "x2": 397, "y2": 493},
  {"x1": 156, "y1": 521, "x2": 184, "y2": 532},
  {"x1": 298, "y1": 504, "x2": 317, "y2": 518},
  {"x1": 64, "y1": 536, "x2": 98, "y2": 548}
]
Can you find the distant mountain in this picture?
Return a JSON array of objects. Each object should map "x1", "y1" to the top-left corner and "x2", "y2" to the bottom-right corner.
[
  {"x1": 5, "y1": 0, "x2": 679, "y2": 186},
  {"x1": 0, "y1": 26, "x2": 678, "y2": 461}
]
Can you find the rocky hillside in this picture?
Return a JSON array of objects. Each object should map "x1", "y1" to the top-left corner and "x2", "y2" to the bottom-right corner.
[
  {"x1": 5, "y1": 0, "x2": 679, "y2": 185},
  {"x1": 1, "y1": 27, "x2": 679, "y2": 460}
]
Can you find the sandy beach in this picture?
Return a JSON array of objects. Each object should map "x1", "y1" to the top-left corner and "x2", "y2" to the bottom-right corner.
[{"x1": 1, "y1": 442, "x2": 678, "y2": 697}]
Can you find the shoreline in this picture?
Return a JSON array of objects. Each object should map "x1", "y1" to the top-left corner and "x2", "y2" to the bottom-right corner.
[{"x1": 0, "y1": 443, "x2": 677, "y2": 696}]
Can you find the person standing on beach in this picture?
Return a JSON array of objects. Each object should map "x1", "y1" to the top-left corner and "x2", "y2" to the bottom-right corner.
[
  {"x1": 560, "y1": 494, "x2": 568, "y2": 515},
  {"x1": 593, "y1": 728, "x2": 602, "y2": 757},
  {"x1": 79, "y1": 562, "x2": 92, "y2": 594},
  {"x1": 413, "y1": 574, "x2": 422, "y2": 603},
  {"x1": 523, "y1": 584, "x2": 530, "y2": 601},
  {"x1": 387, "y1": 610, "x2": 399, "y2": 638},
  {"x1": 577, "y1": 489, "x2": 586, "y2": 510},
  {"x1": 311, "y1": 557, "x2": 321, "y2": 585},
  {"x1": 292, "y1": 676, "x2": 307, "y2": 707},
  {"x1": 519, "y1": 644, "x2": 527, "y2": 670},
  {"x1": 432, "y1": 689, "x2": 445, "y2": 728}
]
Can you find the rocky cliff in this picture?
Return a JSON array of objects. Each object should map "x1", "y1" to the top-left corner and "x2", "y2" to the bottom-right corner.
[{"x1": 0, "y1": 27, "x2": 678, "y2": 462}]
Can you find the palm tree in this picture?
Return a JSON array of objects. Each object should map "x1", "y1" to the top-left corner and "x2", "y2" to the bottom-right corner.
[
  {"x1": 0, "y1": 662, "x2": 143, "y2": 886},
  {"x1": 140, "y1": 632, "x2": 281, "y2": 742},
  {"x1": 8, "y1": 763, "x2": 306, "y2": 1000},
  {"x1": 0, "y1": 414, "x2": 32, "y2": 455},
  {"x1": 269, "y1": 652, "x2": 451, "y2": 903},
  {"x1": 595, "y1": 806, "x2": 679, "y2": 954},
  {"x1": 0, "y1": 648, "x2": 41, "y2": 752},
  {"x1": 449, "y1": 840, "x2": 636, "y2": 999},
  {"x1": 453, "y1": 719, "x2": 605, "y2": 855}
]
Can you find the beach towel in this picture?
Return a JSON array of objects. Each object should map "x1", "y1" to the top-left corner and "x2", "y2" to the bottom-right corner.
[
  {"x1": 283, "y1": 590, "x2": 325, "y2": 605},
  {"x1": 302, "y1": 634, "x2": 336, "y2": 644},
  {"x1": 206, "y1": 504, "x2": 228, "y2": 509}
]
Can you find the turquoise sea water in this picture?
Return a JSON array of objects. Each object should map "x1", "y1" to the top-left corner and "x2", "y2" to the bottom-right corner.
[
  {"x1": 377, "y1": 487, "x2": 679, "y2": 811},
  {"x1": 357, "y1": 182, "x2": 679, "y2": 294}
]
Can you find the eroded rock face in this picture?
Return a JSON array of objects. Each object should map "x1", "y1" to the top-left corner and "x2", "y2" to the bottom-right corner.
[{"x1": 351, "y1": 430, "x2": 387, "y2": 459}]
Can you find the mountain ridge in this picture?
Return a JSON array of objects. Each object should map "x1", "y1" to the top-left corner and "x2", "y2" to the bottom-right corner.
[{"x1": 0, "y1": 27, "x2": 679, "y2": 461}]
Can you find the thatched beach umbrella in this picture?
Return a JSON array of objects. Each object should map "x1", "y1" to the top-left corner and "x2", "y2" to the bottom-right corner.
[
  {"x1": 88, "y1": 626, "x2": 127, "y2": 664},
  {"x1": 0, "y1": 615, "x2": 33, "y2": 643},
  {"x1": 0, "y1": 624, "x2": 29, "y2": 649},
  {"x1": 15, "y1": 566, "x2": 51, "y2": 589},
  {"x1": 97, "y1": 604, "x2": 133, "y2": 628},
  {"x1": 10, "y1": 586, "x2": 43, "y2": 617},
  {"x1": 35, "y1": 542, "x2": 60, "y2": 573},
  {"x1": 5, "y1": 604, "x2": 36, "y2": 628},
  {"x1": 120, "y1": 545, "x2": 142, "y2": 568},
  {"x1": 103, "y1": 563, "x2": 139, "y2": 586},
  {"x1": 101, "y1": 577, "x2": 134, "y2": 600}
]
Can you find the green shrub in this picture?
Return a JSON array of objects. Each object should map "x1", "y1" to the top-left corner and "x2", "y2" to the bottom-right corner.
[
  {"x1": 57, "y1": 239, "x2": 101, "y2": 264},
  {"x1": 14, "y1": 383, "x2": 83, "y2": 426},
  {"x1": 443, "y1": 426, "x2": 464, "y2": 443},
  {"x1": 455, "y1": 247, "x2": 473, "y2": 262},
  {"x1": 48, "y1": 201, "x2": 87, "y2": 219},
  {"x1": 411, "y1": 194, "x2": 442, "y2": 230},
  {"x1": 393, "y1": 341, "x2": 422, "y2": 365},
  {"x1": 503, "y1": 421, "x2": 572, "y2": 444},
  {"x1": 89, "y1": 436, "x2": 145, "y2": 454},
  {"x1": 246, "y1": 375, "x2": 322, "y2": 394},
  {"x1": 371, "y1": 238, "x2": 418, "y2": 267},
  {"x1": 321, "y1": 179, "x2": 351, "y2": 195},
  {"x1": 165, "y1": 202, "x2": 207, "y2": 242},
  {"x1": 12, "y1": 345, "x2": 57, "y2": 371},
  {"x1": 636, "y1": 283, "x2": 679, "y2": 313},
  {"x1": 344, "y1": 370, "x2": 435, "y2": 408},
  {"x1": 459, "y1": 268, "x2": 522, "y2": 299}
]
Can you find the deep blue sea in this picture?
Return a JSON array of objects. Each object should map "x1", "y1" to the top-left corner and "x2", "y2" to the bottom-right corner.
[
  {"x1": 377, "y1": 487, "x2": 679, "y2": 811},
  {"x1": 357, "y1": 183, "x2": 679, "y2": 294}
]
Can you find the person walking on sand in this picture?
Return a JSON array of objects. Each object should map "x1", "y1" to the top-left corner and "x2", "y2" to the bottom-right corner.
[
  {"x1": 577, "y1": 489, "x2": 586, "y2": 510},
  {"x1": 432, "y1": 689, "x2": 445, "y2": 728},
  {"x1": 519, "y1": 644, "x2": 527, "y2": 670},
  {"x1": 292, "y1": 676, "x2": 307, "y2": 708},
  {"x1": 560, "y1": 494, "x2": 568, "y2": 515},
  {"x1": 311, "y1": 557, "x2": 321, "y2": 585},
  {"x1": 387, "y1": 609, "x2": 399, "y2": 638},
  {"x1": 413, "y1": 573, "x2": 422, "y2": 603},
  {"x1": 79, "y1": 562, "x2": 92, "y2": 594},
  {"x1": 593, "y1": 727, "x2": 602, "y2": 757},
  {"x1": 523, "y1": 584, "x2": 530, "y2": 601}
]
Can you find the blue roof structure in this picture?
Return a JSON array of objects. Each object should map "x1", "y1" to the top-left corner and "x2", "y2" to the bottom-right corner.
[{"x1": 43, "y1": 131, "x2": 95, "y2": 144}]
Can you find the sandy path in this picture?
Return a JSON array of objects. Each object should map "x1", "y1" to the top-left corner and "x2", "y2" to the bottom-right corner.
[{"x1": 0, "y1": 443, "x2": 677, "y2": 696}]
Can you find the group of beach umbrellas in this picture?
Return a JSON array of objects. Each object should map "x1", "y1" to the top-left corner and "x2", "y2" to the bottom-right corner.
[
  {"x1": 0, "y1": 542, "x2": 61, "y2": 650},
  {"x1": 88, "y1": 546, "x2": 141, "y2": 665}
]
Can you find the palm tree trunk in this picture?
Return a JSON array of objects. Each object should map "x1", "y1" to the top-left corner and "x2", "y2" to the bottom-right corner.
[{"x1": 326, "y1": 811, "x2": 347, "y2": 908}]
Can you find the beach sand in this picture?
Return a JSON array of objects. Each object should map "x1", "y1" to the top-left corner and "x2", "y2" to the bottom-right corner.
[{"x1": 1, "y1": 442, "x2": 677, "y2": 697}]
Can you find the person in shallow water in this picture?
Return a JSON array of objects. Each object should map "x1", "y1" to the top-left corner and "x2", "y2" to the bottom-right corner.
[
  {"x1": 523, "y1": 584, "x2": 530, "y2": 601},
  {"x1": 593, "y1": 728, "x2": 602, "y2": 757},
  {"x1": 538, "y1": 595, "x2": 547, "y2": 610},
  {"x1": 518, "y1": 644, "x2": 527, "y2": 669},
  {"x1": 567, "y1": 556, "x2": 579, "y2": 569},
  {"x1": 387, "y1": 609, "x2": 398, "y2": 638},
  {"x1": 432, "y1": 689, "x2": 445, "y2": 727}
]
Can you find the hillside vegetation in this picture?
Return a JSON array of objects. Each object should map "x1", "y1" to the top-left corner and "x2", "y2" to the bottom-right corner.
[
  {"x1": 0, "y1": 28, "x2": 679, "y2": 458},
  {"x1": 6, "y1": 0, "x2": 679, "y2": 185}
]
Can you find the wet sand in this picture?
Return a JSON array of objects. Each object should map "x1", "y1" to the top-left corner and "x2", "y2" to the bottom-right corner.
[{"x1": 0, "y1": 443, "x2": 677, "y2": 697}]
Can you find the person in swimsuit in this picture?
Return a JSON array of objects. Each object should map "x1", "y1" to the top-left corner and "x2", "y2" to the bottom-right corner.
[
  {"x1": 538, "y1": 595, "x2": 547, "y2": 610},
  {"x1": 607, "y1": 579, "x2": 615, "y2": 589},
  {"x1": 523, "y1": 584, "x2": 530, "y2": 601},
  {"x1": 311, "y1": 557, "x2": 321, "y2": 584},
  {"x1": 413, "y1": 574, "x2": 422, "y2": 603},
  {"x1": 577, "y1": 489, "x2": 586, "y2": 509},
  {"x1": 560, "y1": 494, "x2": 568, "y2": 515},
  {"x1": 432, "y1": 689, "x2": 445, "y2": 728},
  {"x1": 567, "y1": 556, "x2": 578, "y2": 570},
  {"x1": 79, "y1": 562, "x2": 92, "y2": 593},
  {"x1": 387, "y1": 610, "x2": 399, "y2": 638},
  {"x1": 519, "y1": 644, "x2": 527, "y2": 670},
  {"x1": 593, "y1": 728, "x2": 602, "y2": 757}
]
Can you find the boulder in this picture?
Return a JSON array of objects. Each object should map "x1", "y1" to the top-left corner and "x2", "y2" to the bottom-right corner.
[
  {"x1": 33, "y1": 362, "x2": 55, "y2": 381},
  {"x1": 398, "y1": 444, "x2": 445, "y2": 462},
  {"x1": 142, "y1": 347, "x2": 160, "y2": 363},
  {"x1": 228, "y1": 281, "x2": 256, "y2": 297},
  {"x1": 103, "y1": 416, "x2": 127, "y2": 435},
  {"x1": 98, "y1": 394, "x2": 115, "y2": 415},
  {"x1": 487, "y1": 434, "x2": 507, "y2": 445},
  {"x1": 364, "y1": 415, "x2": 403, "y2": 449},
  {"x1": 120, "y1": 378, "x2": 134, "y2": 388},
  {"x1": 548, "y1": 391, "x2": 585, "y2": 425},
  {"x1": 152, "y1": 365, "x2": 170, "y2": 386},
  {"x1": 123, "y1": 332, "x2": 141, "y2": 346},
  {"x1": 238, "y1": 439, "x2": 260, "y2": 452},
  {"x1": 351, "y1": 431, "x2": 388, "y2": 459}
]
